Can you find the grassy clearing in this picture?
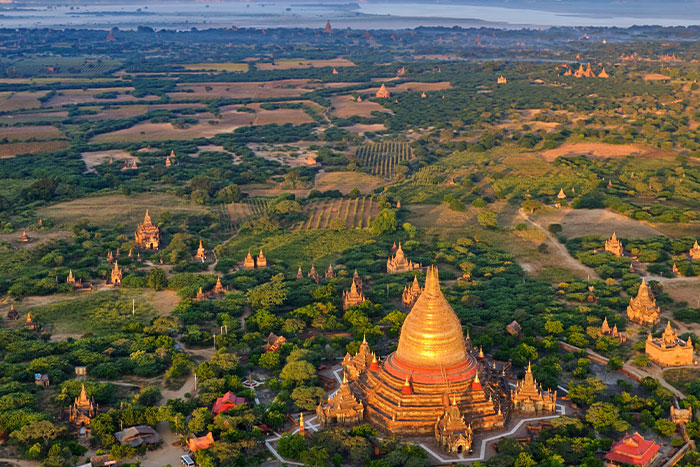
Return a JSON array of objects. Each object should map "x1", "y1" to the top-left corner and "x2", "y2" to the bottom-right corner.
[
  {"x1": 530, "y1": 208, "x2": 664, "y2": 239},
  {"x1": 664, "y1": 368, "x2": 700, "y2": 393},
  {"x1": 0, "y1": 91, "x2": 45, "y2": 112},
  {"x1": 221, "y1": 229, "x2": 372, "y2": 268},
  {"x1": 37, "y1": 193, "x2": 208, "y2": 228},
  {"x1": 184, "y1": 62, "x2": 249, "y2": 72},
  {"x1": 314, "y1": 171, "x2": 386, "y2": 194},
  {"x1": 28, "y1": 289, "x2": 158, "y2": 336}
]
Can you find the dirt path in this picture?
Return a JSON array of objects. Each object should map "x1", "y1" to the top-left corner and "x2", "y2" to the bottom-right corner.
[
  {"x1": 517, "y1": 209, "x2": 600, "y2": 280},
  {"x1": 0, "y1": 458, "x2": 40, "y2": 467}
]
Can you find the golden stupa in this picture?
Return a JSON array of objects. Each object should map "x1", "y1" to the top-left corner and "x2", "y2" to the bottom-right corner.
[
  {"x1": 342, "y1": 266, "x2": 504, "y2": 439},
  {"x1": 395, "y1": 268, "x2": 469, "y2": 371}
]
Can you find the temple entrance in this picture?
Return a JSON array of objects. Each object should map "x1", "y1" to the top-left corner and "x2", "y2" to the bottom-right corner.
[{"x1": 457, "y1": 446, "x2": 463, "y2": 454}]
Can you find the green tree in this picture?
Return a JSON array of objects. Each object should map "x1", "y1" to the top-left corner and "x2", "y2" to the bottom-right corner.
[
  {"x1": 477, "y1": 210, "x2": 498, "y2": 228},
  {"x1": 11, "y1": 420, "x2": 64, "y2": 447},
  {"x1": 277, "y1": 434, "x2": 306, "y2": 459},
  {"x1": 247, "y1": 274, "x2": 287, "y2": 310},
  {"x1": 147, "y1": 268, "x2": 168, "y2": 291},
  {"x1": 655, "y1": 418, "x2": 677, "y2": 437},
  {"x1": 188, "y1": 407, "x2": 213, "y2": 434},
  {"x1": 291, "y1": 386, "x2": 325, "y2": 411},
  {"x1": 370, "y1": 209, "x2": 397, "y2": 235},
  {"x1": 259, "y1": 352, "x2": 281, "y2": 370},
  {"x1": 585, "y1": 402, "x2": 629, "y2": 433},
  {"x1": 515, "y1": 452, "x2": 537, "y2": 467},
  {"x1": 280, "y1": 360, "x2": 317, "y2": 384}
]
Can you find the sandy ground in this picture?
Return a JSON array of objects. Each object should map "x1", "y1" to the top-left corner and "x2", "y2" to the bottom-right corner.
[
  {"x1": 44, "y1": 88, "x2": 158, "y2": 107},
  {"x1": 530, "y1": 208, "x2": 664, "y2": 239},
  {"x1": 330, "y1": 95, "x2": 389, "y2": 118},
  {"x1": 81, "y1": 149, "x2": 137, "y2": 171},
  {"x1": 538, "y1": 142, "x2": 671, "y2": 161},
  {"x1": 248, "y1": 142, "x2": 316, "y2": 167}
]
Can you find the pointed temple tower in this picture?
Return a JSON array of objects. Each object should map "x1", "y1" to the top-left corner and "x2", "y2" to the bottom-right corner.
[
  {"x1": 257, "y1": 250, "x2": 267, "y2": 268},
  {"x1": 376, "y1": 84, "x2": 390, "y2": 99},
  {"x1": 69, "y1": 384, "x2": 97, "y2": 427},
  {"x1": 605, "y1": 232, "x2": 624, "y2": 256},
  {"x1": 497, "y1": 75, "x2": 507, "y2": 84},
  {"x1": 690, "y1": 240, "x2": 700, "y2": 260},
  {"x1": 325, "y1": 264, "x2": 336, "y2": 279},
  {"x1": 598, "y1": 67, "x2": 609, "y2": 78},
  {"x1": 627, "y1": 279, "x2": 660, "y2": 326},
  {"x1": 435, "y1": 396, "x2": 474, "y2": 454},
  {"x1": 195, "y1": 240, "x2": 206, "y2": 261},
  {"x1": 213, "y1": 277, "x2": 225, "y2": 295},
  {"x1": 323, "y1": 20, "x2": 333, "y2": 34},
  {"x1": 135, "y1": 210, "x2": 160, "y2": 250},
  {"x1": 308, "y1": 264, "x2": 320, "y2": 283},
  {"x1": 317, "y1": 374, "x2": 364, "y2": 426},
  {"x1": 243, "y1": 251, "x2": 255, "y2": 269},
  {"x1": 402, "y1": 275, "x2": 422, "y2": 308},
  {"x1": 343, "y1": 278, "x2": 366, "y2": 311},
  {"x1": 343, "y1": 266, "x2": 503, "y2": 443},
  {"x1": 645, "y1": 322, "x2": 694, "y2": 367},
  {"x1": 109, "y1": 262, "x2": 122, "y2": 286},
  {"x1": 511, "y1": 362, "x2": 556, "y2": 415}
]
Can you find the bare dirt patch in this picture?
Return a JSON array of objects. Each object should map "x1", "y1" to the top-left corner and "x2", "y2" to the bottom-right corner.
[
  {"x1": 37, "y1": 193, "x2": 207, "y2": 228},
  {"x1": 0, "y1": 125, "x2": 63, "y2": 140},
  {"x1": 314, "y1": 171, "x2": 386, "y2": 194},
  {"x1": 539, "y1": 142, "x2": 674, "y2": 162},
  {"x1": 248, "y1": 142, "x2": 317, "y2": 167},
  {"x1": 345, "y1": 123, "x2": 387, "y2": 133},
  {"x1": 78, "y1": 105, "x2": 149, "y2": 121},
  {"x1": 393, "y1": 81, "x2": 452, "y2": 92},
  {"x1": 530, "y1": 208, "x2": 664, "y2": 239},
  {"x1": 92, "y1": 105, "x2": 312, "y2": 143},
  {"x1": 256, "y1": 58, "x2": 355, "y2": 71},
  {"x1": 0, "y1": 229, "x2": 72, "y2": 249},
  {"x1": 0, "y1": 140, "x2": 70, "y2": 158},
  {"x1": 643, "y1": 73, "x2": 671, "y2": 81},
  {"x1": 330, "y1": 95, "x2": 389, "y2": 118},
  {"x1": 81, "y1": 149, "x2": 137, "y2": 171}
]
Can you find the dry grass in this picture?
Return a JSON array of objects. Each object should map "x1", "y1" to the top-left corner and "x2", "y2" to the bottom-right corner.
[
  {"x1": 330, "y1": 95, "x2": 389, "y2": 118},
  {"x1": 539, "y1": 142, "x2": 673, "y2": 162},
  {"x1": 393, "y1": 81, "x2": 452, "y2": 92},
  {"x1": 0, "y1": 140, "x2": 70, "y2": 158},
  {"x1": 0, "y1": 91, "x2": 45, "y2": 112},
  {"x1": 79, "y1": 105, "x2": 149, "y2": 121},
  {"x1": 255, "y1": 58, "x2": 355, "y2": 70},
  {"x1": 37, "y1": 193, "x2": 207, "y2": 228},
  {"x1": 183, "y1": 62, "x2": 249, "y2": 72},
  {"x1": 530, "y1": 208, "x2": 664, "y2": 239},
  {"x1": 0, "y1": 125, "x2": 64, "y2": 140},
  {"x1": 314, "y1": 171, "x2": 386, "y2": 194}
]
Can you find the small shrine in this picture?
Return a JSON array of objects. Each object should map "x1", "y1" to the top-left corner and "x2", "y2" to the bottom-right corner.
[
  {"x1": 213, "y1": 277, "x2": 226, "y2": 295},
  {"x1": 109, "y1": 262, "x2": 122, "y2": 286},
  {"x1": 387, "y1": 242, "x2": 420, "y2": 274},
  {"x1": 671, "y1": 406, "x2": 692, "y2": 424},
  {"x1": 18, "y1": 230, "x2": 30, "y2": 242},
  {"x1": 325, "y1": 264, "x2": 336, "y2": 279},
  {"x1": 316, "y1": 374, "x2": 364, "y2": 426},
  {"x1": 435, "y1": 397, "x2": 474, "y2": 454},
  {"x1": 599, "y1": 317, "x2": 627, "y2": 343},
  {"x1": 598, "y1": 67, "x2": 609, "y2": 78},
  {"x1": 604, "y1": 432, "x2": 660, "y2": 467},
  {"x1": 308, "y1": 264, "x2": 320, "y2": 283},
  {"x1": 264, "y1": 332, "x2": 287, "y2": 353},
  {"x1": 645, "y1": 322, "x2": 693, "y2": 367},
  {"x1": 376, "y1": 83, "x2": 390, "y2": 99},
  {"x1": 497, "y1": 75, "x2": 507, "y2": 84},
  {"x1": 243, "y1": 251, "x2": 255, "y2": 269},
  {"x1": 24, "y1": 312, "x2": 38, "y2": 330}
]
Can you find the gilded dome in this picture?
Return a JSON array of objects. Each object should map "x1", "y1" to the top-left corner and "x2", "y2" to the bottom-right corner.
[{"x1": 395, "y1": 266, "x2": 468, "y2": 369}]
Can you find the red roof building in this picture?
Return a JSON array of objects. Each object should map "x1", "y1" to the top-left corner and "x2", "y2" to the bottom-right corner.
[
  {"x1": 605, "y1": 432, "x2": 660, "y2": 466},
  {"x1": 211, "y1": 392, "x2": 246, "y2": 416},
  {"x1": 187, "y1": 432, "x2": 214, "y2": 452}
]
